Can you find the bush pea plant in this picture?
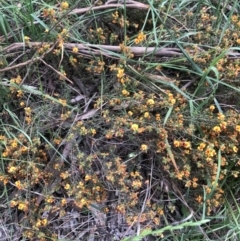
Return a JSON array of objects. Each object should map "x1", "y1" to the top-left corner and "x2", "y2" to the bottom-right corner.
[{"x1": 0, "y1": 0, "x2": 240, "y2": 240}]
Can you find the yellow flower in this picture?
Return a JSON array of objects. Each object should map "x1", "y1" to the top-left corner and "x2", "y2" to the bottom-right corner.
[
  {"x1": 144, "y1": 112, "x2": 150, "y2": 119},
  {"x1": 217, "y1": 113, "x2": 225, "y2": 120},
  {"x1": 231, "y1": 15, "x2": 238, "y2": 23},
  {"x1": 183, "y1": 141, "x2": 191, "y2": 149},
  {"x1": 79, "y1": 198, "x2": 87, "y2": 206},
  {"x1": 41, "y1": 218, "x2": 48, "y2": 226},
  {"x1": 60, "y1": 1, "x2": 69, "y2": 10},
  {"x1": 233, "y1": 146, "x2": 238, "y2": 153},
  {"x1": 15, "y1": 180, "x2": 24, "y2": 190},
  {"x1": 169, "y1": 98, "x2": 176, "y2": 105},
  {"x1": 25, "y1": 116, "x2": 32, "y2": 124},
  {"x1": 147, "y1": 99, "x2": 155, "y2": 106},
  {"x1": 24, "y1": 107, "x2": 32, "y2": 116},
  {"x1": 205, "y1": 186, "x2": 211, "y2": 194},
  {"x1": 85, "y1": 174, "x2": 91, "y2": 181},
  {"x1": 134, "y1": 32, "x2": 146, "y2": 44},
  {"x1": 192, "y1": 178, "x2": 198, "y2": 188},
  {"x1": 232, "y1": 171, "x2": 239, "y2": 178},
  {"x1": 132, "y1": 179, "x2": 142, "y2": 189},
  {"x1": 11, "y1": 140, "x2": 18, "y2": 148},
  {"x1": 128, "y1": 111, "x2": 133, "y2": 116},
  {"x1": 54, "y1": 138, "x2": 62, "y2": 145},
  {"x1": 122, "y1": 89, "x2": 130, "y2": 96},
  {"x1": 18, "y1": 201, "x2": 28, "y2": 211},
  {"x1": 173, "y1": 140, "x2": 181, "y2": 147},
  {"x1": 70, "y1": 56, "x2": 77, "y2": 65},
  {"x1": 10, "y1": 200, "x2": 18, "y2": 207},
  {"x1": 198, "y1": 142, "x2": 206, "y2": 151},
  {"x1": 8, "y1": 166, "x2": 17, "y2": 174},
  {"x1": 168, "y1": 93, "x2": 176, "y2": 105},
  {"x1": 117, "y1": 68, "x2": 124, "y2": 78},
  {"x1": 91, "y1": 128, "x2": 96, "y2": 135},
  {"x1": 155, "y1": 114, "x2": 161, "y2": 121},
  {"x1": 205, "y1": 147, "x2": 216, "y2": 157},
  {"x1": 235, "y1": 125, "x2": 240, "y2": 132},
  {"x1": 60, "y1": 171, "x2": 69, "y2": 179},
  {"x1": 19, "y1": 101, "x2": 25, "y2": 107},
  {"x1": 209, "y1": 105, "x2": 215, "y2": 111},
  {"x1": 2, "y1": 151, "x2": 9, "y2": 157},
  {"x1": 59, "y1": 99, "x2": 67, "y2": 106},
  {"x1": 195, "y1": 195, "x2": 203, "y2": 203},
  {"x1": 112, "y1": 11, "x2": 119, "y2": 22},
  {"x1": 72, "y1": 46, "x2": 78, "y2": 53},
  {"x1": 219, "y1": 121, "x2": 227, "y2": 129},
  {"x1": 15, "y1": 75, "x2": 22, "y2": 84},
  {"x1": 212, "y1": 126, "x2": 221, "y2": 133},
  {"x1": 36, "y1": 219, "x2": 42, "y2": 228},
  {"x1": 16, "y1": 90, "x2": 23, "y2": 97},
  {"x1": 140, "y1": 144, "x2": 148, "y2": 152},
  {"x1": 185, "y1": 180, "x2": 191, "y2": 187},
  {"x1": 64, "y1": 183, "x2": 71, "y2": 190},
  {"x1": 24, "y1": 36, "x2": 30, "y2": 43},
  {"x1": 131, "y1": 124, "x2": 139, "y2": 132},
  {"x1": 61, "y1": 198, "x2": 67, "y2": 205},
  {"x1": 46, "y1": 196, "x2": 54, "y2": 203}
]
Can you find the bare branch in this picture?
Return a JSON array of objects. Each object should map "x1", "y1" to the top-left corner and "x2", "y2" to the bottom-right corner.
[{"x1": 70, "y1": 1, "x2": 149, "y2": 15}]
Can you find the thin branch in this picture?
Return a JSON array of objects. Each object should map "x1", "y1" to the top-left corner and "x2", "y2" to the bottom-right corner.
[
  {"x1": 38, "y1": 58, "x2": 73, "y2": 84},
  {"x1": 70, "y1": 1, "x2": 149, "y2": 15},
  {"x1": 1, "y1": 42, "x2": 238, "y2": 73}
]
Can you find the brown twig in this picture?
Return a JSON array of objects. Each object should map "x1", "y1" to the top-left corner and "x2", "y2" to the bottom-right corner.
[
  {"x1": 0, "y1": 42, "x2": 57, "y2": 73},
  {"x1": 1, "y1": 41, "x2": 238, "y2": 74},
  {"x1": 2, "y1": 42, "x2": 182, "y2": 56},
  {"x1": 70, "y1": 1, "x2": 149, "y2": 15},
  {"x1": 0, "y1": 42, "x2": 183, "y2": 73}
]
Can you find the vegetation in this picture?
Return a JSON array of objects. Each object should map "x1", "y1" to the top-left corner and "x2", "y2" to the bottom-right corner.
[{"x1": 0, "y1": 0, "x2": 240, "y2": 240}]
